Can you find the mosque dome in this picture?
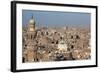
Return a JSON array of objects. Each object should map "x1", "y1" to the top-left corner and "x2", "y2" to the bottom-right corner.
[
  {"x1": 29, "y1": 19, "x2": 35, "y2": 24},
  {"x1": 28, "y1": 15, "x2": 35, "y2": 32},
  {"x1": 29, "y1": 16, "x2": 35, "y2": 24},
  {"x1": 57, "y1": 40, "x2": 68, "y2": 51}
]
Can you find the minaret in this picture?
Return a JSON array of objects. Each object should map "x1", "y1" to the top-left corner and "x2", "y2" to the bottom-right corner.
[
  {"x1": 27, "y1": 15, "x2": 36, "y2": 40},
  {"x1": 25, "y1": 15, "x2": 37, "y2": 62},
  {"x1": 27, "y1": 15, "x2": 35, "y2": 32}
]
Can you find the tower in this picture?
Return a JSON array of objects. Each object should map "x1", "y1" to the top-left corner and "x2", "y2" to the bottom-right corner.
[
  {"x1": 27, "y1": 15, "x2": 36, "y2": 40},
  {"x1": 27, "y1": 15, "x2": 35, "y2": 32},
  {"x1": 24, "y1": 15, "x2": 38, "y2": 62}
]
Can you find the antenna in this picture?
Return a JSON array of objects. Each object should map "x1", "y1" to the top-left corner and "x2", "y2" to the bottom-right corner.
[{"x1": 31, "y1": 14, "x2": 34, "y2": 19}]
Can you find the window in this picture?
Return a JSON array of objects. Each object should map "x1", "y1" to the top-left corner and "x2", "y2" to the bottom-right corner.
[
  {"x1": 31, "y1": 35, "x2": 33, "y2": 39},
  {"x1": 76, "y1": 35, "x2": 80, "y2": 39},
  {"x1": 71, "y1": 45, "x2": 74, "y2": 49},
  {"x1": 71, "y1": 35, "x2": 73, "y2": 39}
]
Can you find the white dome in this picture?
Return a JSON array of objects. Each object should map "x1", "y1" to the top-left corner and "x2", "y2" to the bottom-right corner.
[
  {"x1": 57, "y1": 40, "x2": 68, "y2": 51},
  {"x1": 29, "y1": 19, "x2": 35, "y2": 24}
]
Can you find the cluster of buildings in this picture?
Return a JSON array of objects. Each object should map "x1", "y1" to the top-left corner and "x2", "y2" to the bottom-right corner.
[{"x1": 22, "y1": 16, "x2": 91, "y2": 63}]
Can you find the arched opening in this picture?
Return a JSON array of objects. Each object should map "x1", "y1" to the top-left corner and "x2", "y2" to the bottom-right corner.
[
  {"x1": 71, "y1": 35, "x2": 73, "y2": 39},
  {"x1": 76, "y1": 35, "x2": 80, "y2": 39},
  {"x1": 31, "y1": 35, "x2": 33, "y2": 39},
  {"x1": 71, "y1": 45, "x2": 74, "y2": 49}
]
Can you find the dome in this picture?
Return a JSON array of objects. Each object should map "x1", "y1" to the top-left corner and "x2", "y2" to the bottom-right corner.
[
  {"x1": 29, "y1": 19, "x2": 35, "y2": 24},
  {"x1": 29, "y1": 16, "x2": 35, "y2": 24},
  {"x1": 57, "y1": 40, "x2": 68, "y2": 51},
  {"x1": 27, "y1": 16, "x2": 35, "y2": 32}
]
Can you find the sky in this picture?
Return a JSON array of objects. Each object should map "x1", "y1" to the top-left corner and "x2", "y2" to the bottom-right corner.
[{"x1": 22, "y1": 10, "x2": 91, "y2": 28}]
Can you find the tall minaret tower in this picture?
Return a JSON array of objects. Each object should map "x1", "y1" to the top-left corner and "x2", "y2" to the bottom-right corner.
[
  {"x1": 26, "y1": 15, "x2": 36, "y2": 40},
  {"x1": 27, "y1": 15, "x2": 35, "y2": 32},
  {"x1": 25, "y1": 15, "x2": 37, "y2": 62}
]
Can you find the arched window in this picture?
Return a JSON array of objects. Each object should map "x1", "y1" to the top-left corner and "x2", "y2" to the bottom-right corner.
[
  {"x1": 76, "y1": 35, "x2": 80, "y2": 39},
  {"x1": 52, "y1": 41, "x2": 54, "y2": 44},
  {"x1": 36, "y1": 58, "x2": 39, "y2": 61},
  {"x1": 48, "y1": 51, "x2": 51, "y2": 53},
  {"x1": 46, "y1": 32, "x2": 48, "y2": 35},
  {"x1": 60, "y1": 37, "x2": 62, "y2": 39},
  {"x1": 71, "y1": 35, "x2": 73, "y2": 39},
  {"x1": 31, "y1": 35, "x2": 33, "y2": 39},
  {"x1": 71, "y1": 45, "x2": 74, "y2": 49},
  {"x1": 56, "y1": 41, "x2": 58, "y2": 44}
]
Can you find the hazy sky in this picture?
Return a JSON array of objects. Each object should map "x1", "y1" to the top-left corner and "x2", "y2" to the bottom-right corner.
[{"x1": 22, "y1": 10, "x2": 91, "y2": 27}]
